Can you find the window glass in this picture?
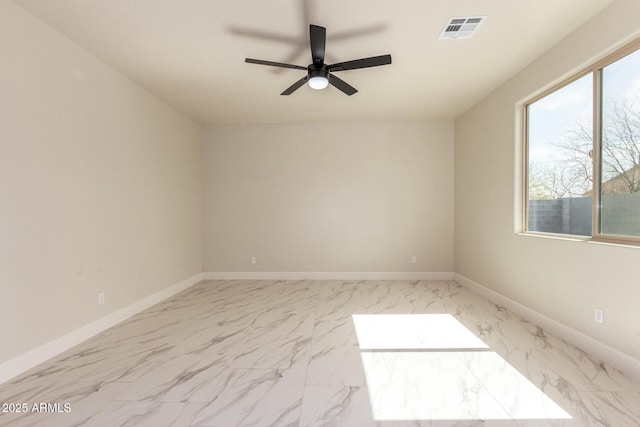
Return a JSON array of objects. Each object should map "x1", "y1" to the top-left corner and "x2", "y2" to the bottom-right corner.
[
  {"x1": 599, "y1": 49, "x2": 640, "y2": 237},
  {"x1": 527, "y1": 74, "x2": 593, "y2": 236}
]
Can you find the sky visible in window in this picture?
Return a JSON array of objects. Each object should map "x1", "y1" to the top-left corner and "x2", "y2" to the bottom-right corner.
[
  {"x1": 528, "y1": 49, "x2": 640, "y2": 165},
  {"x1": 528, "y1": 73, "x2": 592, "y2": 165}
]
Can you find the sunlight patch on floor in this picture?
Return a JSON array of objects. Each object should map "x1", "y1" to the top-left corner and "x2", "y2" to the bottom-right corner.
[
  {"x1": 352, "y1": 314, "x2": 572, "y2": 421},
  {"x1": 353, "y1": 313, "x2": 489, "y2": 350}
]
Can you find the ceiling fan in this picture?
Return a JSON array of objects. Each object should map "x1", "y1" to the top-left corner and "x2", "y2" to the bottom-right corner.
[{"x1": 245, "y1": 25, "x2": 392, "y2": 96}]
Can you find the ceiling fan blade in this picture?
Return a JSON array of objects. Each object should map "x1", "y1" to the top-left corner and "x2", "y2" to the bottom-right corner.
[
  {"x1": 328, "y1": 74, "x2": 357, "y2": 96},
  {"x1": 310, "y1": 25, "x2": 326, "y2": 67},
  {"x1": 281, "y1": 76, "x2": 309, "y2": 95},
  {"x1": 327, "y1": 54, "x2": 392, "y2": 72},
  {"x1": 245, "y1": 58, "x2": 307, "y2": 70}
]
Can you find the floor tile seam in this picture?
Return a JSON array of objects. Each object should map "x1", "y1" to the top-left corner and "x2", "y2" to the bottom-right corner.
[
  {"x1": 117, "y1": 353, "x2": 240, "y2": 405},
  {"x1": 185, "y1": 353, "x2": 241, "y2": 405},
  {"x1": 193, "y1": 366, "x2": 307, "y2": 426},
  {"x1": 309, "y1": 318, "x2": 360, "y2": 345},
  {"x1": 301, "y1": 383, "x2": 368, "y2": 427},
  {"x1": 300, "y1": 282, "x2": 338, "y2": 425},
  {"x1": 447, "y1": 346, "x2": 524, "y2": 421},
  {"x1": 110, "y1": 394, "x2": 210, "y2": 405},
  {"x1": 304, "y1": 378, "x2": 364, "y2": 387}
]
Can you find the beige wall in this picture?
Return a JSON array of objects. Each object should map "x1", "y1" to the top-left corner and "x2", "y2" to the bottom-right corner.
[
  {"x1": 455, "y1": 0, "x2": 640, "y2": 359},
  {"x1": 204, "y1": 121, "x2": 453, "y2": 273},
  {"x1": 0, "y1": 1, "x2": 203, "y2": 364}
]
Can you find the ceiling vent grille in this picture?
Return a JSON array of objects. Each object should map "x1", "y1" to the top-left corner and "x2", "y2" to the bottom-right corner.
[{"x1": 439, "y1": 16, "x2": 486, "y2": 40}]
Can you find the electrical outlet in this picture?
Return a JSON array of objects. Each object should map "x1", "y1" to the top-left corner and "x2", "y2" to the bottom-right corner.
[
  {"x1": 98, "y1": 292, "x2": 105, "y2": 305},
  {"x1": 250, "y1": 256, "x2": 257, "y2": 265},
  {"x1": 594, "y1": 308, "x2": 604, "y2": 324},
  {"x1": 411, "y1": 256, "x2": 417, "y2": 264}
]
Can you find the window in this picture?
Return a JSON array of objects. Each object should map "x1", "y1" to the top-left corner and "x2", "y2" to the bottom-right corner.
[{"x1": 524, "y1": 40, "x2": 640, "y2": 243}]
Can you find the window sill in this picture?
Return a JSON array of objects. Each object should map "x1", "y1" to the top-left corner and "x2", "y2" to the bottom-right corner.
[{"x1": 516, "y1": 232, "x2": 640, "y2": 249}]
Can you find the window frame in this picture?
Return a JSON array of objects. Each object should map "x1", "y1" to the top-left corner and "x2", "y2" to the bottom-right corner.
[{"x1": 522, "y1": 38, "x2": 640, "y2": 245}]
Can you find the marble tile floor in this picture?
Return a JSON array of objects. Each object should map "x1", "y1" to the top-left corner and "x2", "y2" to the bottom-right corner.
[{"x1": 1, "y1": 280, "x2": 639, "y2": 427}]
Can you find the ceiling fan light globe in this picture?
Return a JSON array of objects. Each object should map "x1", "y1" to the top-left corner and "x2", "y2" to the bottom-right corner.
[{"x1": 308, "y1": 76, "x2": 329, "y2": 90}]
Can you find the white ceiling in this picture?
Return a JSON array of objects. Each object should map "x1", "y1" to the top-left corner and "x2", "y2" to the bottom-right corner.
[{"x1": 15, "y1": 0, "x2": 615, "y2": 125}]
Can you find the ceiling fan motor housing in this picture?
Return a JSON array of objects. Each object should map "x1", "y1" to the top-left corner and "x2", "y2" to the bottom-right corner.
[{"x1": 309, "y1": 67, "x2": 328, "y2": 79}]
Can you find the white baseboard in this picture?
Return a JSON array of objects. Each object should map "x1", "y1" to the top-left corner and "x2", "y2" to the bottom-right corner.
[
  {"x1": 0, "y1": 273, "x2": 203, "y2": 385},
  {"x1": 203, "y1": 271, "x2": 454, "y2": 281},
  {"x1": 453, "y1": 273, "x2": 640, "y2": 383}
]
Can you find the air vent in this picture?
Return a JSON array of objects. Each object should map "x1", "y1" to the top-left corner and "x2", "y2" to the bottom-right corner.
[{"x1": 439, "y1": 16, "x2": 486, "y2": 40}]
